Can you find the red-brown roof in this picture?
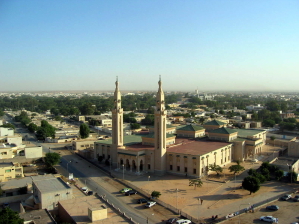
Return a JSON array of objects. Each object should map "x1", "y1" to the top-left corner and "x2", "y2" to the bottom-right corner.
[{"x1": 166, "y1": 138, "x2": 231, "y2": 155}]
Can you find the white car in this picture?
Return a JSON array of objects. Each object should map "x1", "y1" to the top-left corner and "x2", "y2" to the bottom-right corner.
[
  {"x1": 175, "y1": 219, "x2": 191, "y2": 224},
  {"x1": 260, "y1": 216, "x2": 276, "y2": 222},
  {"x1": 82, "y1": 187, "x2": 88, "y2": 193},
  {"x1": 144, "y1": 201, "x2": 156, "y2": 208}
]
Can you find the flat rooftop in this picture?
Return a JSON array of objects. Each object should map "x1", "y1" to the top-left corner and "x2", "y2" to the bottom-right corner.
[
  {"x1": 0, "y1": 162, "x2": 14, "y2": 167},
  {"x1": 167, "y1": 138, "x2": 232, "y2": 156},
  {"x1": 58, "y1": 196, "x2": 127, "y2": 223},
  {"x1": 237, "y1": 129, "x2": 265, "y2": 138},
  {"x1": 19, "y1": 209, "x2": 55, "y2": 224},
  {"x1": 96, "y1": 134, "x2": 142, "y2": 146},
  {"x1": 32, "y1": 176, "x2": 71, "y2": 193}
]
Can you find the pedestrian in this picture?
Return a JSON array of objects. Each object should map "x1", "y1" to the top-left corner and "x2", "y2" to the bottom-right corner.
[{"x1": 276, "y1": 218, "x2": 278, "y2": 223}]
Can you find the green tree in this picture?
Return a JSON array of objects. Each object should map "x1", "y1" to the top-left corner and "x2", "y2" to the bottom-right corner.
[
  {"x1": 199, "y1": 117, "x2": 205, "y2": 124},
  {"x1": 270, "y1": 136, "x2": 276, "y2": 141},
  {"x1": 142, "y1": 114, "x2": 155, "y2": 125},
  {"x1": 208, "y1": 164, "x2": 223, "y2": 176},
  {"x1": 28, "y1": 123, "x2": 38, "y2": 133},
  {"x1": 0, "y1": 110, "x2": 5, "y2": 116},
  {"x1": 0, "y1": 207, "x2": 24, "y2": 224},
  {"x1": 36, "y1": 120, "x2": 56, "y2": 140},
  {"x1": 275, "y1": 170, "x2": 284, "y2": 181},
  {"x1": 130, "y1": 123, "x2": 141, "y2": 129},
  {"x1": 253, "y1": 172, "x2": 266, "y2": 183},
  {"x1": 260, "y1": 168, "x2": 270, "y2": 181},
  {"x1": 80, "y1": 123, "x2": 90, "y2": 139},
  {"x1": 247, "y1": 168, "x2": 256, "y2": 176},
  {"x1": 263, "y1": 119, "x2": 275, "y2": 127},
  {"x1": 54, "y1": 116, "x2": 62, "y2": 121},
  {"x1": 0, "y1": 123, "x2": 15, "y2": 130},
  {"x1": 287, "y1": 171, "x2": 297, "y2": 183},
  {"x1": 228, "y1": 161, "x2": 245, "y2": 174},
  {"x1": 151, "y1": 190, "x2": 161, "y2": 198},
  {"x1": 189, "y1": 179, "x2": 203, "y2": 190},
  {"x1": 44, "y1": 152, "x2": 61, "y2": 167},
  {"x1": 260, "y1": 161, "x2": 271, "y2": 170},
  {"x1": 242, "y1": 176, "x2": 260, "y2": 195}
]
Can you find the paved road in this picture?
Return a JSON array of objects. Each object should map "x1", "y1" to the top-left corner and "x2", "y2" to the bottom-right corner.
[{"x1": 59, "y1": 156, "x2": 153, "y2": 224}]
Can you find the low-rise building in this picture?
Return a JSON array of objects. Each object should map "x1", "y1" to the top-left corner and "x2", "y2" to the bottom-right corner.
[
  {"x1": 0, "y1": 162, "x2": 23, "y2": 182},
  {"x1": 32, "y1": 175, "x2": 73, "y2": 210},
  {"x1": 0, "y1": 127, "x2": 14, "y2": 137},
  {"x1": 58, "y1": 196, "x2": 122, "y2": 224}
]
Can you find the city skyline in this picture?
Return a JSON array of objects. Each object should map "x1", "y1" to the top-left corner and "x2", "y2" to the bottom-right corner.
[{"x1": 1, "y1": 1, "x2": 298, "y2": 92}]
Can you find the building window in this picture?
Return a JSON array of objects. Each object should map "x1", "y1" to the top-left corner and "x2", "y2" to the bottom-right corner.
[
  {"x1": 148, "y1": 164, "x2": 151, "y2": 170},
  {"x1": 184, "y1": 167, "x2": 187, "y2": 173},
  {"x1": 177, "y1": 166, "x2": 180, "y2": 172},
  {"x1": 170, "y1": 165, "x2": 173, "y2": 170},
  {"x1": 5, "y1": 169, "x2": 11, "y2": 173},
  {"x1": 193, "y1": 169, "x2": 196, "y2": 174}
]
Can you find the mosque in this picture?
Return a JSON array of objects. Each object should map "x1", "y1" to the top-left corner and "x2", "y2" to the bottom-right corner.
[{"x1": 94, "y1": 79, "x2": 266, "y2": 177}]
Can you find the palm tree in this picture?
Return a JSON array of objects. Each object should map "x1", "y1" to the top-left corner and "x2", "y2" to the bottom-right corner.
[
  {"x1": 189, "y1": 179, "x2": 203, "y2": 190},
  {"x1": 151, "y1": 190, "x2": 161, "y2": 198}
]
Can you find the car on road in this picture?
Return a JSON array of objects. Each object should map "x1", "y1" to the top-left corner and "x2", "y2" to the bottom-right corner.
[
  {"x1": 281, "y1": 194, "x2": 292, "y2": 201},
  {"x1": 166, "y1": 218, "x2": 178, "y2": 224},
  {"x1": 144, "y1": 201, "x2": 156, "y2": 208},
  {"x1": 119, "y1": 188, "x2": 132, "y2": 193},
  {"x1": 266, "y1": 205, "x2": 279, "y2": 211},
  {"x1": 260, "y1": 216, "x2": 276, "y2": 222},
  {"x1": 175, "y1": 219, "x2": 191, "y2": 224},
  {"x1": 125, "y1": 190, "x2": 137, "y2": 196},
  {"x1": 293, "y1": 195, "x2": 299, "y2": 202},
  {"x1": 82, "y1": 187, "x2": 88, "y2": 194},
  {"x1": 137, "y1": 198, "x2": 148, "y2": 204},
  {"x1": 87, "y1": 191, "x2": 93, "y2": 195}
]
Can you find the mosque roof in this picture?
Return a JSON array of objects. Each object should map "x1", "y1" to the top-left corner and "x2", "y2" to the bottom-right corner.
[
  {"x1": 204, "y1": 120, "x2": 226, "y2": 126},
  {"x1": 96, "y1": 135, "x2": 142, "y2": 146},
  {"x1": 167, "y1": 138, "x2": 232, "y2": 156},
  {"x1": 209, "y1": 127, "x2": 238, "y2": 134},
  {"x1": 141, "y1": 133, "x2": 176, "y2": 138},
  {"x1": 177, "y1": 125, "x2": 204, "y2": 132}
]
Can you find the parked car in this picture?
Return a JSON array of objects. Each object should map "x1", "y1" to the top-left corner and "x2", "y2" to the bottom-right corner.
[
  {"x1": 260, "y1": 216, "x2": 276, "y2": 222},
  {"x1": 144, "y1": 201, "x2": 156, "y2": 208},
  {"x1": 87, "y1": 191, "x2": 93, "y2": 196},
  {"x1": 2, "y1": 203, "x2": 9, "y2": 208},
  {"x1": 82, "y1": 187, "x2": 88, "y2": 193},
  {"x1": 137, "y1": 198, "x2": 148, "y2": 204},
  {"x1": 175, "y1": 219, "x2": 191, "y2": 224},
  {"x1": 125, "y1": 190, "x2": 137, "y2": 196},
  {"x1": 293, "y1": 195, "x2": 299, "y2": 202},
  {"x1": 281, "y1": 194, "x2": 292, "y2": 201},
  {"x1": 166, "y1": 218, "x2": 178, "y2": 224},
  {"x1": 119, "y1": 188, "x2": 132, "y2": 193},
  {"x1": 266, "y1": 205, "x2": 279, "y2": 211}
]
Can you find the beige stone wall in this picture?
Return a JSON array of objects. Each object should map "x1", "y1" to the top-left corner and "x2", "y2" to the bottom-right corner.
[
  {"x1": 288, "y1": 141, "x2": 299, "y2": 157},
  {"x1": 166, "y1": 145, "x2": 232, "y2": 177},
  {"x1": 208, "y1": 132, "x2": 237, "y2": 142},
  {"x1": 176, "y1": 129, "x2": 205, "y2": 138}
]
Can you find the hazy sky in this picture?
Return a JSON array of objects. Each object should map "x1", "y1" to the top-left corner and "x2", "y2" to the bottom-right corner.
[{"x1": 1, "y1": 1, "x2": 298, "y2": 92}]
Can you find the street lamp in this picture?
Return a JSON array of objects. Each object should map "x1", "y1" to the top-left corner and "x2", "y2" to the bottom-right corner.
[
  {"x1": 239, "y1": 203, "x2": 250, "y2": 224},
  {"x1": 234, "y1": 173, "x2": 236, "y2": 189},
  {"x1": 109, "y1": 158, "x2": 112, "y2": 171},
  {"x1": 176, "y1": 188, "x2": 179, "y2": 211},
  {"x1": 122, "y1": 164, "x2": 125, "y2": 180},
  {"x1": 148, "y1": 176, "x2": 150, "y2": 182},
  {"x1": 67, "y1": 161, "x2": 72, "y2": 175},
  {"x1": 198, "y1": 198, "x2": 200, "y2": 224}
]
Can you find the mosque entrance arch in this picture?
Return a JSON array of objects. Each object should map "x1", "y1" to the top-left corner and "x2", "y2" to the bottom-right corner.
[
  {"x1": 139, "y1": 160, "x2": 143, "y2": 171},
  {"x1": 126, "y1": 159, "x2": 130, "y2": 170}
]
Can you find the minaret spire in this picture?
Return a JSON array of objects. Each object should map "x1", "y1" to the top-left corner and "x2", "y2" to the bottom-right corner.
[
  {"x1": 112, "y1": 77, "x2": 125, "y2": 167},
  {"x1": 154, "y1": 76, "x2": 167, "y2": 175}
]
